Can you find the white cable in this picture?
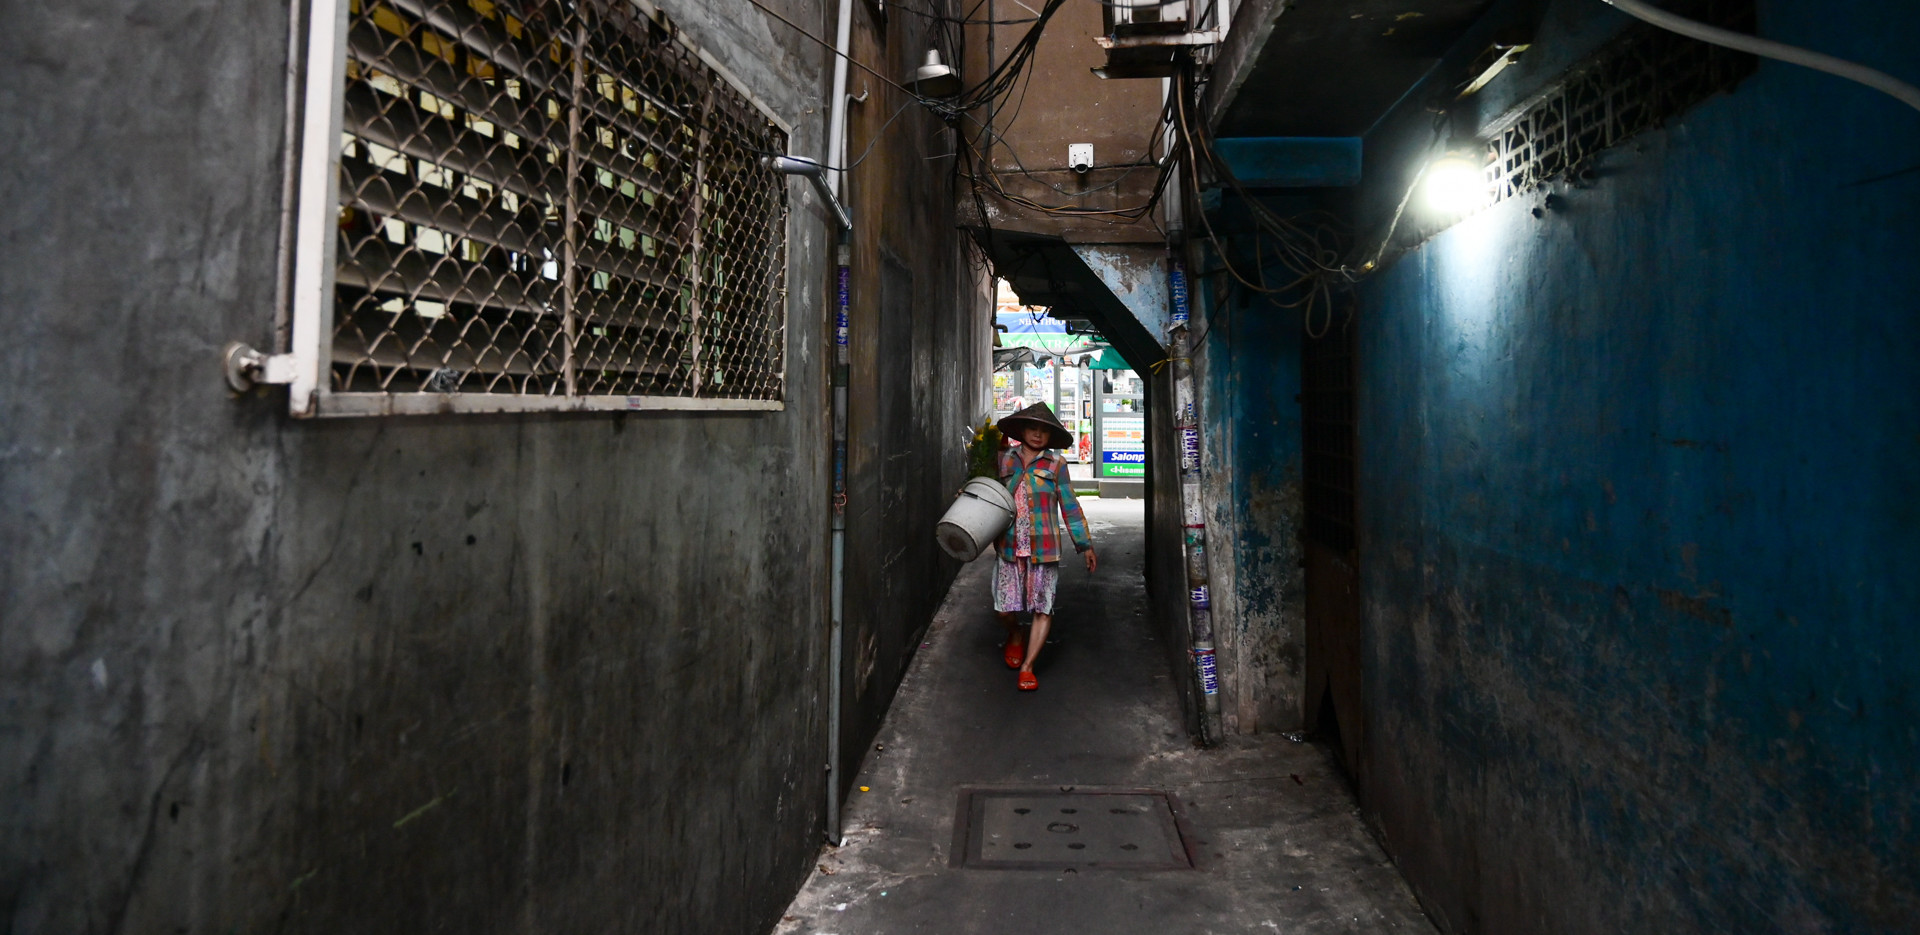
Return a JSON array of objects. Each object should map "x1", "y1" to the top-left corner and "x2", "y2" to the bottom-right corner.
[{"x1": 1599, "y1": 0, "x2": 1920, "y2": 114}]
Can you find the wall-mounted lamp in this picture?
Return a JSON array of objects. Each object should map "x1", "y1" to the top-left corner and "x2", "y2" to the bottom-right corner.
[
  {"x1": 904, "y1": 49, "x2": 962, "y2": 98},
  {"x1": 1423, "y1": 153, "x2": 1489, "y2": 216}
]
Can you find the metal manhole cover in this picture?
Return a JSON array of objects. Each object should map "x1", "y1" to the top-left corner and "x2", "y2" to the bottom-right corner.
[{"x1": 951, "y1": 788, "x2": 1196, "y2": 870}]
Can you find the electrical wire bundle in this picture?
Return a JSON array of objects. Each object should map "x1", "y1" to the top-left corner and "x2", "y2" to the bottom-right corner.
[
  {"x1": 946, "y1": 0, "x2": 1185, "y2": 224},
  {"x1": 743, "y1": 0, "x2": 1346, "y2": 316},
  {"x1": 1170, "y1": 66, "x2": 1352, "y2": 336}
]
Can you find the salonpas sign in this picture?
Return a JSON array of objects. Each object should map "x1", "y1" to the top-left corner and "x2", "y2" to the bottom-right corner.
[{"x1": 1100, "y1": 414, "x2": 1145, "y2": 478}]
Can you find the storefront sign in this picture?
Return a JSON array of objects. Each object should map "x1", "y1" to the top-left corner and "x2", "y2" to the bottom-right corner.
[{"x1": 1100, "y1": 414, "x2": 1145, "y2": 477}]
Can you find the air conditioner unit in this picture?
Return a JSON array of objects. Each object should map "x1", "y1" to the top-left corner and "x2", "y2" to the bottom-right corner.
[
  {"x1": 1095, "y1": 0, "x2": 1221, "y2": 79},
  {"x1": 1105, "y1": 0, "x2": 1190, "y2": 34}
]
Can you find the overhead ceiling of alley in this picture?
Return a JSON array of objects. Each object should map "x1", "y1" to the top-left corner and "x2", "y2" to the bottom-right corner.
[
  {"x1": 1211, "y1": 0, "x2": 1497, "y2": 138},
  {"x1": 981, "y1": 230, "x2": 1165, "y2": 375}
]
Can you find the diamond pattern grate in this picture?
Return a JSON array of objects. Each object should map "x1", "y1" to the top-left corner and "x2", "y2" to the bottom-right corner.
[
  {"x1": 330, "y1": 0, "x2": 788, "y2": 403},
  {"x1": 1484, "y1": 0, "x2": 1757, "y2": 204}
]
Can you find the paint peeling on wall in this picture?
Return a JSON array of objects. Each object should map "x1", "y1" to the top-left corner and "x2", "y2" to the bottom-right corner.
[{"x1": 1225, "y1": 464, "x2": 1306, "y2": 733}]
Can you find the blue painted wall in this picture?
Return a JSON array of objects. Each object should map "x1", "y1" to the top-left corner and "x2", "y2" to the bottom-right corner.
[
  {"x1": 1352, "y1": 1, "x2": 1920, "y2": 930},
  {"x1": 1191, "y1": 212, "x2": 1310, "y2": 732}
]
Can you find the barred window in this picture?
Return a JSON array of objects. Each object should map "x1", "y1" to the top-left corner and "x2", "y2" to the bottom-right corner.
[{"x1": 285, "y1": 0, "x2": 791, "y2": 416}]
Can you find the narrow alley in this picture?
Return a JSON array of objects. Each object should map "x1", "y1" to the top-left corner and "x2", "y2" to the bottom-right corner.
[{"x1": 777, "y1": 499, "x2": 1431, "y2": 934}]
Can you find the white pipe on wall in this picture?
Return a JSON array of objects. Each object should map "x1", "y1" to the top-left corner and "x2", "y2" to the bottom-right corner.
[
  {"x1": 822, "y1": 0, "x2": 855, "y2": 848},
  {"x1": 826, "y1": 0, "x2": 855, "y2": 195}
]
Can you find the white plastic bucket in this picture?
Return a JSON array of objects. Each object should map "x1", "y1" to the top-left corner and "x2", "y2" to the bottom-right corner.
[{"x1": 936, "y1": 476, "x2": 1015, "y2": 560}]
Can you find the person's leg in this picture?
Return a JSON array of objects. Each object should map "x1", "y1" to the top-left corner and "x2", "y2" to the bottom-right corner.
[
  {"x1": 993, "y1": 559, "x2": 1028, "y2": 659},
  {"x1": 1019, "y1": 612, "x2": 1051, "y2": 671},
  {"x1": 1017, "y1": 561, "x2": 1059, "y2": 679}
]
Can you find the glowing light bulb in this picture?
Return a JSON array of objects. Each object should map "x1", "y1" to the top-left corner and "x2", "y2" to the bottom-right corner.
[{"x1": 1423, "y1": 154, "x2": 1487, "y2": 216}]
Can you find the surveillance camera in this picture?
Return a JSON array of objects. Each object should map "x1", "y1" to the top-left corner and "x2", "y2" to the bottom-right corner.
[{"x1": 1068, "y1": 143, "x2": 1093, "y2": 175}]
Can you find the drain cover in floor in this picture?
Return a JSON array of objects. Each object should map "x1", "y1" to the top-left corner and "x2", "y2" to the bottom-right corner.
[{"x1": 951, "y1": 788, "x2": 1195, "y2": 870}]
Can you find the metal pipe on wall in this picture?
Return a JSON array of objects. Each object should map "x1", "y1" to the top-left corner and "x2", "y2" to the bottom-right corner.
[
  {"x1": 1164, "y1": 89, "x2": 1219, "y2": 740},
  {"x1": 822, "y1": 0, "x2": 854, "y2": 843},
  {"x1": 826, "y1": 0, "x2": 854, "y2": 197},
  {"x1": 827, "y1": 237, "x2": 850, "y2": 844},
  {"x1": 765, "y1": 44, "x2": 853, "y2": 835},
  {"x1": 1169, "y1": 258, "x2": 1224, "y2": 745}
]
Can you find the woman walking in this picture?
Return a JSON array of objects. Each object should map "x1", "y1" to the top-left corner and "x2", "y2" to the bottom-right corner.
[{"x1": 993, "y1": 402, "x2": 1097, "y2": 691}]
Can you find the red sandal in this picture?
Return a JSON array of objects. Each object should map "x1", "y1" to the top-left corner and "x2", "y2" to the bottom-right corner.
[
  {"x1": 1017, "y1": 670, "x2": 1038, "y2": 691},
  {"x1": 1003, "y1": 637, "x2": 1026, "y2": 669}
]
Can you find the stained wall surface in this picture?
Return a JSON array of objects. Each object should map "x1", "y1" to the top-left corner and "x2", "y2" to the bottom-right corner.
[
  {"x1": 1221, "y1": 269, "x2": 1308, "y2": 737},
  {"x1": 1144, "y1": 363, "x2": 1200, "y2": 734},
  {"x1": 1349, "y1": 1, "x2": 1920, "y2": 930},
  {"x1": 836, "y1": 1, "x2": 995, "y2": 798},
  {"x1": 0, "y1": 0, "x2": 983, "y2": 932},
  {"x1": 1181, "y1": 225, "x2": 1309, "y2": 737}
]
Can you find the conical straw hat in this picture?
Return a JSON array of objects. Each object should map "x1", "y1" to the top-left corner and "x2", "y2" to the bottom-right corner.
[{"x1": 997, "y1": 402, "x2": 1073, "y2": 450}]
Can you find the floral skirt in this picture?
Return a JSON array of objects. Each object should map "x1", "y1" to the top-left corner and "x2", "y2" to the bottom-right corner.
[{"x1": 993, "y1": 557, "x2": 1059, "y2": 615}]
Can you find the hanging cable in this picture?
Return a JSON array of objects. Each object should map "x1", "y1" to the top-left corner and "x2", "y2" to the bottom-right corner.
[
  {"x1": 739, "y1": 0, "x2": 927, "y2": 102},
  {"x1": 841, "y1": 96, "x2": 923, "y2": 172},
  {"x1": 1171, "y1": 66, "x2": 1346, "y2": 296},
  {"x1": 1166, "y1": 64, "x2": 1361, "y2": 336},
  {"x1": 1598, "y1": 0, "x2": 1920, "y2": 113}
]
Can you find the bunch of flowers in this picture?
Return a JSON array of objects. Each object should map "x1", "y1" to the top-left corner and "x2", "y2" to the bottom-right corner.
[{"x1": 965, "y1": 415, "x2": 1003, "y2": 479}]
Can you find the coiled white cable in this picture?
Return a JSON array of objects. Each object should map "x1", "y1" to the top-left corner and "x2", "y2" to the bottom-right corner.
[{"x1": 1599, "y1": 0, "x2": 1920, "y2": 114}]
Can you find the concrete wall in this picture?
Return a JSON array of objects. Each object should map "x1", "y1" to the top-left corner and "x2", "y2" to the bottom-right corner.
[
  {"x1": 836, "y1": 2, "x2": 994, "y2": 794},
  {"x1": 1179, "y1": 232, "x2": 1309, "y2": 737},
  {"x1": 1350, "y1": 0, "x2": 1920, "y2": 930},
  {"x1": 1144, "y1": 363, "x2": 1200, "y2": 734},
  {"x1": 0, "y1": 0, "x2": 982, "y2": 931}
]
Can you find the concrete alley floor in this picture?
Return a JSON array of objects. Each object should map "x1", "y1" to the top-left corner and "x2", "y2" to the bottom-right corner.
[{"x1": 774, "y1": 500, "x2": 1437, "y2": 935}]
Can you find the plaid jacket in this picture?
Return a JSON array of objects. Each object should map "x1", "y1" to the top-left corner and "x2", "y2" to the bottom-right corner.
[{"x1": 997, "y1": 447, "x2": 1092, "y2": 564}]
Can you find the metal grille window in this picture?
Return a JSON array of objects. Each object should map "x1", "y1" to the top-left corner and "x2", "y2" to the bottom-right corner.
[
  {"x1": 1301, "y1": 312, "x2": 1356, "y2": 555},
  {"x1": 281, "y1": 0, "x2": 790, "y2": 415},
  {"x1": 1484, "y1": 0, "x2": 1756, "y2": 204}
]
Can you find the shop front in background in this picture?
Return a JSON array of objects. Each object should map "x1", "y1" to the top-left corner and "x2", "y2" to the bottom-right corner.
[
  {"x1": 993, "y1": 362, "x2": 1093, "y2": 465},
  {"x1": 1088, "y1": 353, "x2": 1145, "y2": 499},
  {"x1": 992, "y1": 356, "x2": 1144, "y2": 498}
]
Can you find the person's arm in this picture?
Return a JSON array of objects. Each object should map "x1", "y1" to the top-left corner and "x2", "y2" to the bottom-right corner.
[{"x1": 1055, "y1": 460, "x2": 1097, "y2": 572}]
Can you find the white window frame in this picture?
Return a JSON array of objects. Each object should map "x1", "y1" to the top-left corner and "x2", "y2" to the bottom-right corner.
[{"x1": 276, "y1": 0, "x2": 795, "y2": 417}]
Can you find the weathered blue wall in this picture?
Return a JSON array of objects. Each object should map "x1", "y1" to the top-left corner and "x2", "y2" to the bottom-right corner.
[
  {"x1": 1352, "y1": 1, "x2": 1920, "y2": 930},
  {"x1": 1190, "y1": 225, "x2": 1308, "y2": 734}
]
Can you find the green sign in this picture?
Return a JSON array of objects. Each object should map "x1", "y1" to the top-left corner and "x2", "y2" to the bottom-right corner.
[{"x1": 1099, "y1": 413, "x2": 1145, "y2": 478}]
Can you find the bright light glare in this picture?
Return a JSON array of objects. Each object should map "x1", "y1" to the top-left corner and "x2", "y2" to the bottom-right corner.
[{"x1": 1423, "y1": 155, "x2": 1487, "y2": 216}]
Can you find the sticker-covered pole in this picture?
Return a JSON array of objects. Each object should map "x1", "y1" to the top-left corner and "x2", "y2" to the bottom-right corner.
[{"x1": 1169, "y1": 258, "x2": 1223, "y2": 745}]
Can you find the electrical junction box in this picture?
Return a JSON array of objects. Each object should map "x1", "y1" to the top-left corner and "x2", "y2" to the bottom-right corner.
[{"x1": 1068, "y1": 143, "x2": 1093, "y2": 173}]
